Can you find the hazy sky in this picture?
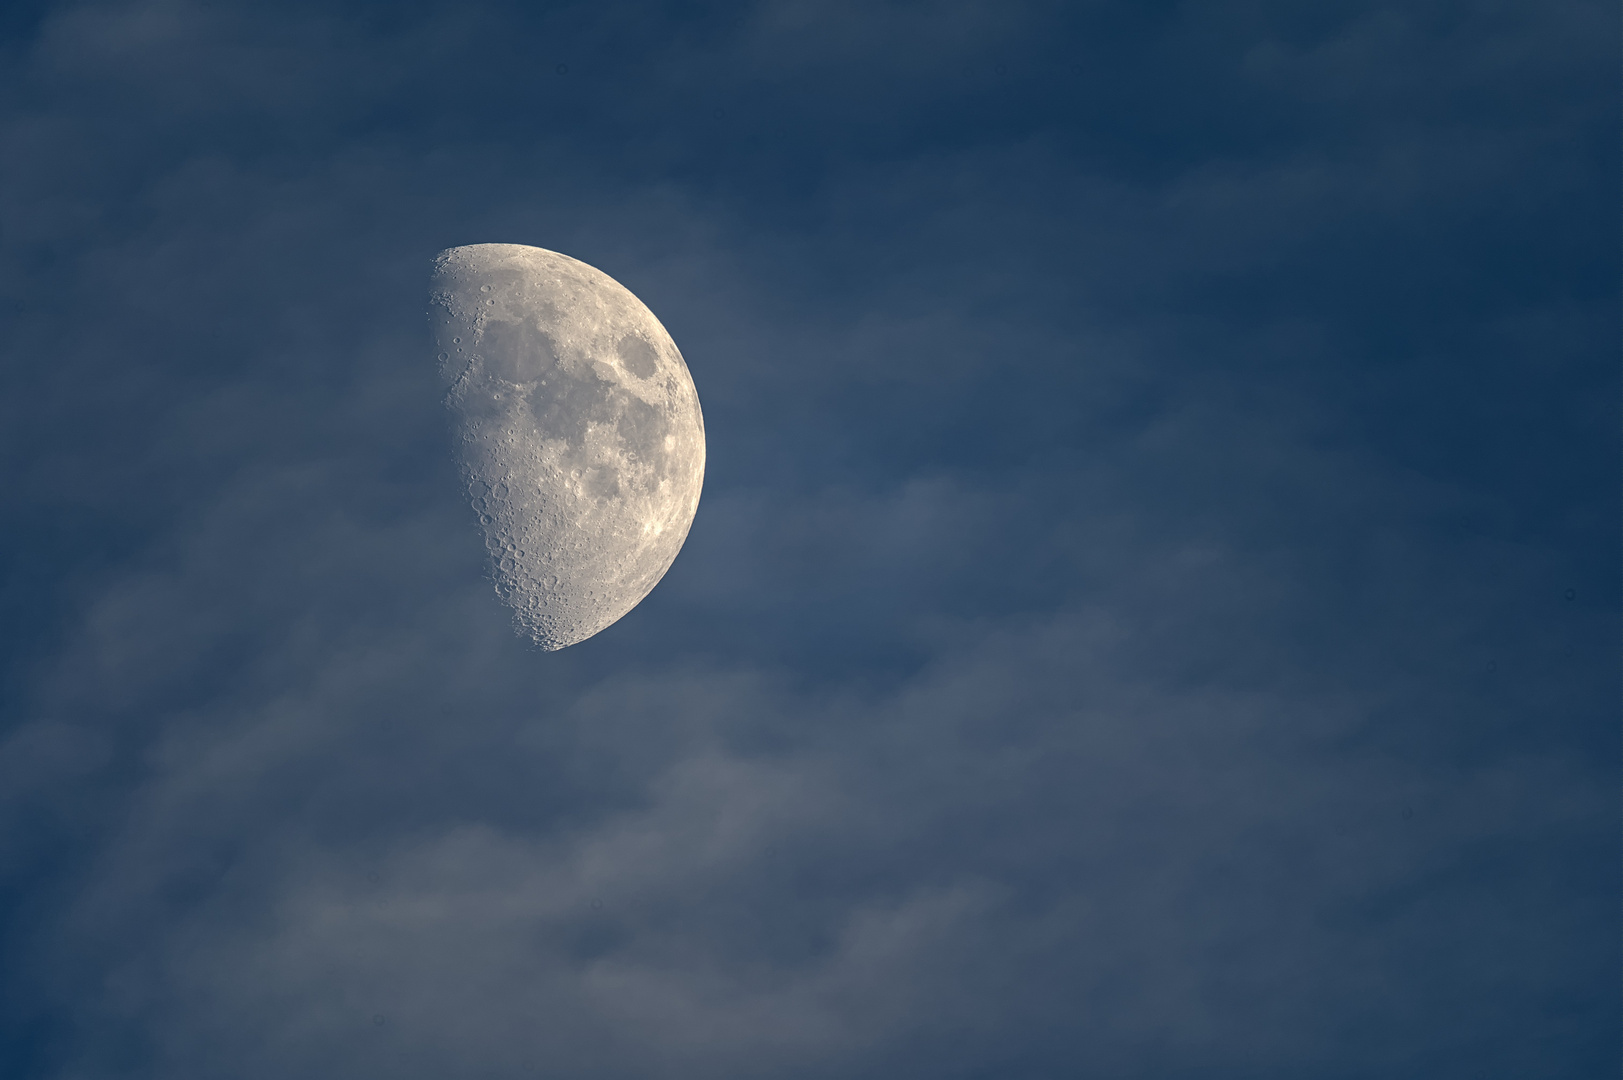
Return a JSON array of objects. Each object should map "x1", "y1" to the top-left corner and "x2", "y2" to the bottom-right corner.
[{"x1": 0, "y1": 2, "x2": 1616, "y2": 1077}]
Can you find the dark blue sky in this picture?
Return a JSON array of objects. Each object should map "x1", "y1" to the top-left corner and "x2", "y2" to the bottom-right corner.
[{"x1": 0, "y1": 2, "x2": 1616, "y2": 1077}]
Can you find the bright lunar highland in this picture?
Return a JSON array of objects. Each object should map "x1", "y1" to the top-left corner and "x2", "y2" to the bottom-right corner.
[{"x1": 430, "y1": 243, "x2": 705, "y2": 650}]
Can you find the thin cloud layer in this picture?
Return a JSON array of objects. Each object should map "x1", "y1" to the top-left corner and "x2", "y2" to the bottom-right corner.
[{"x1": 0, "y1": 1, "x2": 1615, "y2": 1078}]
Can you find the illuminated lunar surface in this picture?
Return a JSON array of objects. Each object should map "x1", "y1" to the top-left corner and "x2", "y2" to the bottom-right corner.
[{"x1": 430, "y1": 243, "x2": 705, "y2": 650}]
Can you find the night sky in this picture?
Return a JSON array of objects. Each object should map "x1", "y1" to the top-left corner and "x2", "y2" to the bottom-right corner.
[{"x1": 0, "y1": 2, "x2": 1617, "y2": 1077}]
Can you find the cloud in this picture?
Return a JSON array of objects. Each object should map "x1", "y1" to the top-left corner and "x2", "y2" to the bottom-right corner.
[
  {"x1": 0, "y1": 0, "x2": 1613, "y2": 1077},
  {"x1": 29, "y1": 572, "x2": 1610, "y2": 1077},
  {"x1": 740, "y1": 0, "x2": 1034, "y2": 77}
]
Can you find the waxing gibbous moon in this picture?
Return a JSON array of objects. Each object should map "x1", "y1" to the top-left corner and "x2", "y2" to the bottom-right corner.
[{"x1": 429, "y1": 243, "x2": 705, "y2": 650}]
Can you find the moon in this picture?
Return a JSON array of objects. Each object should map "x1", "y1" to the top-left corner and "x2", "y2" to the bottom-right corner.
[{"x1": 429, "y1": 243, "x2": 705, "y2": 650}]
